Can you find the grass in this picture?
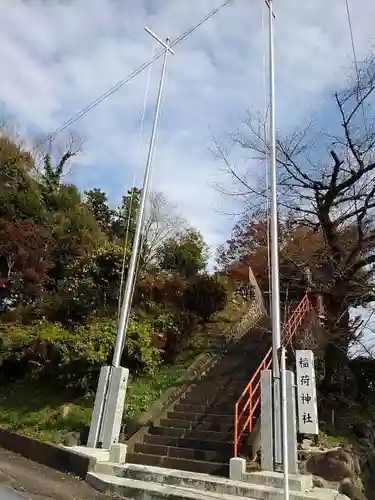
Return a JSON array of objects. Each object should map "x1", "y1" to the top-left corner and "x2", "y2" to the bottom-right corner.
[
  {"x1": 0, "y1": 381, "x2": 92, "y2": 443},
  {"x1": 0, "y1": 297, "x2": 247, "y2": 444},
  {"x1": 318, "y1": 432, "x2": 349, "y2": 449},
  {"x1": 0, "y1": 361, "x2": 189, "y2": 443},
  {"x1": 125, "y1": 361, "x2": 193, "y2": 419}
]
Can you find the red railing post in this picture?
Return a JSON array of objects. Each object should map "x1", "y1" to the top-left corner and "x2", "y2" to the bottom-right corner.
[
  {"x1": 248, "y1": 383, "x2": 253, "y2": 432},
  {"x1": 234, "y1": 403, "x2": 238, "y2": 457}
]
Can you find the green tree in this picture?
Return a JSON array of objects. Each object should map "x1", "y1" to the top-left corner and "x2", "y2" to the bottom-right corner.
[
  {"x1": 41, "y1": 135, "x2": 83, "y2": 208},
  {"x1": 46, "y1": 184, "x2": 105, "y2": 291},
  {"x1": 0, "y1": 135, "x2": 46, "y2": 222},
  {"x1": 157, "y1": 229, "x2": 208, "y2": 278},
  {"x1": 85, "y1": 188, "x2": 114, "y2": 236},
  {"x1": 112, "y1": 187, "x2": 141, "y2": 243},
  {"x1": 183, "y1": 274, "x2": 228, "y2": 321}
]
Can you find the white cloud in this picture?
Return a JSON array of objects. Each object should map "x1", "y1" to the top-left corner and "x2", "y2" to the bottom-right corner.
[{"x1": 0, "y1": 0, "x2": 374, "y2": 255}]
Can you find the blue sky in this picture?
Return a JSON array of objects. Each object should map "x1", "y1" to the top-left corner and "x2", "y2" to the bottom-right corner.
[{"x1": 0, "y1": 0, "x2": 374, "y2": 257}]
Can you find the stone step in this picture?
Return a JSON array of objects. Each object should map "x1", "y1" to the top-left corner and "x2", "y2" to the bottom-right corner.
[
  {"x1": 181, "y1": 391, "x2": 243, "y2": 405},
  {"x1": 184, "y1": 385, "x2": 248, "y2": 399},
  {"x1": 189, "y1": 380, "x2": 249, "y2": 390},
  {"x1": 87, "y1": 472, "x2": 241, "y2": 500},
  {"x1": 242, "y1": 471, "x2": 313, "y2": 492},
  {"x1": 183, "y1": 383, "x2": 249, "y2": 395},
  {"x1": 190, "y1": 372, "x2": 252, "y2": 382},
  {"x1": 185, "y1": 378, "x2": 248, "y2": 391},
  {"x1": 202, "y1": 363, "x2": 255, "y2": 375},
  {"x1": 195, "y1": 359, "x2": 253, "y2": 371},
  {"x1": 200, "y1": 352, "x2": 254, "y2": 363},
  {"x1": 178, "y1": 398, "x2": 238, "y2": 410},
  {"x1": 126, "y1": 451, "x2": 229, "y2": 476},
  {"x1": 199, "y1": 357, "x2": 251, "y2": 368},
  {"x1": 173, "y1": 403, "x2": 233, "y2": 415},
  {"x1": 143, "y1": 433, "x2": 236, "y2": 454},
  {"x1": 167, "y1": 411, "x2": 234, "y2": 424},
  {"x1": 89, "y1": 463, "x2": 336, "y2": 500},
  {"x1": 97, "y1": 464, "x2": 289, "y2": 494},
  {"x1": 134, "y1": 442, "x2": 229, "y2": 463},
  {"x1": 150, "y1": 425, "x2": 233, "y2": 442},
  {"x1": 159, "y1": 418, "x2": 233, "y2": 433}
]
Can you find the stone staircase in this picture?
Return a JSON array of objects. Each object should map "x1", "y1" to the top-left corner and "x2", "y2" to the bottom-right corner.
[
  {"x1": 124, "y1": 316, "x2": 271, "y2": 476},
  {"x1": 84, "y1": 294, "x2": 347, "y2": 500}
]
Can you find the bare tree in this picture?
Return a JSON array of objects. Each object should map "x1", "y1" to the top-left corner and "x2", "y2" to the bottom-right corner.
[
  {"x1": 53, "y1": 132, "x2": 84, "y2": 179},
  {"x1": 31, "y1": 131, "x2": 84, "y2": 184},
  {"x1": 142, "y1": 191, "x2": 188, "y2": 266},
  {"x1": 215, "y1": 56, "x2": 375, "y2": 385}
]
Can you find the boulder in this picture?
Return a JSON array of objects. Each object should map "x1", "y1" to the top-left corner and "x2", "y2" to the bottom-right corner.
[
  {"x1": 62, "y1": 425, "x2": 89, "y2": 447},
  {"x1": 313, "y1": 476, "x2": 329, "y2": 488},
  {"x1": 339, "y1": 478, "x2": 366, "y2": 500},
  {"x1": 300, "y1": 439, "x2": 313, "y2": 451},
  {"x1": 63, "y1": 431, "x2": 80, "y2": 447},
  {"x1": 306, "y1": 449, "x2": 356, "y2": 482},
  {"x1": 353, "y1": 423, "x2": 373, "y2": 440}
]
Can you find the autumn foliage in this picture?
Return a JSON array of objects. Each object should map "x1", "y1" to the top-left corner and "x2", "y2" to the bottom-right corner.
[{"x1": 0, "y1": 131, "x2": 231, "y2": 389}]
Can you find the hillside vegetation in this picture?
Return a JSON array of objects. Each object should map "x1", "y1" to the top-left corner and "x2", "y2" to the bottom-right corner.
[{"x1": 0, "y1": 130, "x2": 249, "y2": 442}]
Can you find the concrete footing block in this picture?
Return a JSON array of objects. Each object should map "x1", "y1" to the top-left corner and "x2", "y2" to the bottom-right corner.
[
  {"x1": 65, "y1": 445, "x2": 110, "y2": 463},
  {"x1": 261, "y1": 369, "x2": 273, "y2": 471},
  {"x1": 110, "y1": 443, "x2": 127, "y2": 464},
  {"x1": 242, "y1": 470, "x2": 313, "y2": 492},
  {"x1": 229, "y1": 457, "x2": 246, "y2": 481}
]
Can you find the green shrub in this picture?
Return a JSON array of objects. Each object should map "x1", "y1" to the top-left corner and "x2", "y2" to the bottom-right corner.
[
  {"x1": 40, "y1": 279, "x2": 98, "y2": 326},
  {"x1": 0, "y1": 321, "x2": 72, "y2": 383},
  {"x1": 183, "y1": 274, "x2": 228, "y2": 321},
  {"x1": 134, "y1": 274, "x2": 187, "y2": 312},
  {"x1": 123, "y1": 317, "x2": 161, "y2": 375},
  {"x1": 134, "y1": 275, "x2": 167, "y2": 308},
  {"x1": 0, "y1": 316, "x2": 160, "y2": 390}
]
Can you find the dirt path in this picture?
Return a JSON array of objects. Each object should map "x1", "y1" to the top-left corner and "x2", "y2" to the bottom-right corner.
[{"x1": 0, "y1": 447, "x2": 122, "y2": 500}]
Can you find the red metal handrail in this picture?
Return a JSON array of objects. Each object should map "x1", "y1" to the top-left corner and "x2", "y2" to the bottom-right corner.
[{"x1": 233, "y1": 293, "x2": 313, "y2": 457}]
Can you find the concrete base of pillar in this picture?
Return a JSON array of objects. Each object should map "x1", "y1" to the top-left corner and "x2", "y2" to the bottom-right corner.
[
  {"x1": 242, "y1": 470, "x2": 313, "y2": 492},
  {"x1": 62, "y1": 445, "x2": 110, "y2": 463},
  {"x1": 229, "y1": 457, "x2": 246, "y2": 481},
  {"x1": 109, "y1": 443, "x2": 127, "y2": 464},
  {"x1": 261, "y1": 370, "x2": 273, "y2": 471},
  {"x1": 63, "y1": 443, "x2": 128, "y2": 465},
  {"x1": 87, "y1": 366, "x2": 129, "y2": 450}
]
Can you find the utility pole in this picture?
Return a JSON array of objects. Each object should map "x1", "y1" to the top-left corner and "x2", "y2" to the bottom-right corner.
[
  {"x1": 87, "y1": 28, "x2": 174, "y2": 451},
  {"x1": 112, "y1": 29, "x2": 174, "y2": 367},
  {"x1": 267, "y1": 0, "x2": 281, "y2": 394},
  {"x1": 266, "y1": 1, "x2": 289, "y2": 500}
]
